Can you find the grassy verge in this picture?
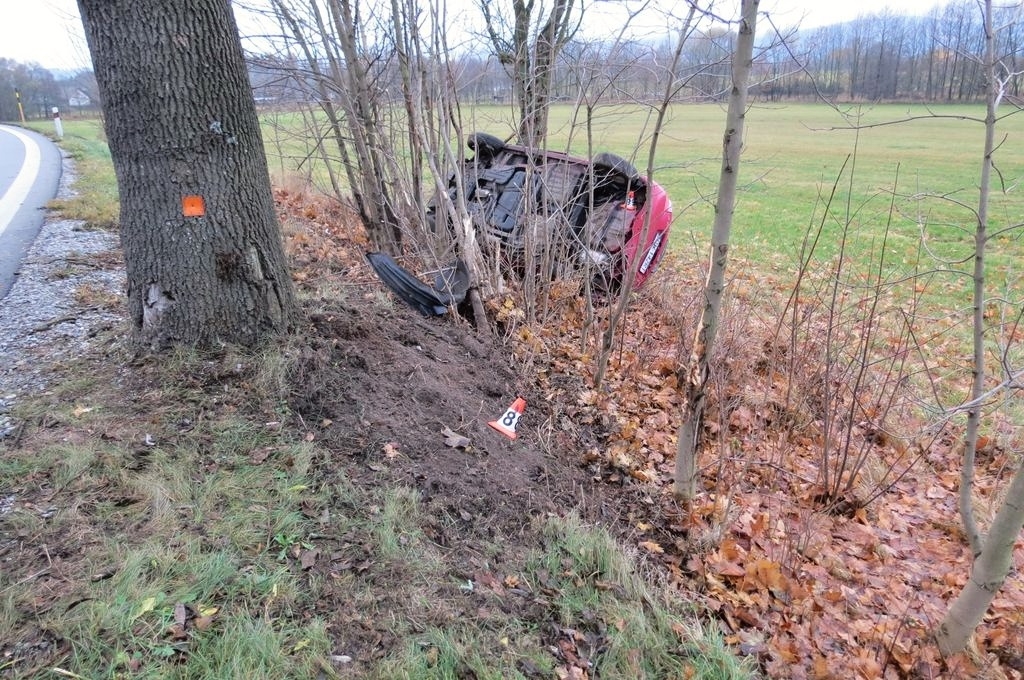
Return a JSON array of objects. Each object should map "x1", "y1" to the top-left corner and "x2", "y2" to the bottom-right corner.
[
  {"x1": 25, "y1": 118, "x2": 119, "y2": 230},
  {"x1": 368, "y1": 511, "x2": 751, "y2": 680}
]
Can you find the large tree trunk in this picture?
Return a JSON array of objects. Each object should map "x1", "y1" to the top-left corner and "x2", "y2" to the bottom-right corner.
[
  {"x1": 674, "y1": 0, "x2": 759, "y2": 503},
  {"x1": 78, "y1": 0, "x2": 297, "y2": 349}
]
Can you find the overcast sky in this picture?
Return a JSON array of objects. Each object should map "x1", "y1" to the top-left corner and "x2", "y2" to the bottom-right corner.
[{"x1": 2, "y1": 0, "x2": 948, "y2": 72}]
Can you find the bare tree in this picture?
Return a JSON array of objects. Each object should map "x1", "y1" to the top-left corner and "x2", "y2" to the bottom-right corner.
[
  {"x1": 591, "y1": 3, "x2": 698, "y2": 387},
  {"x1": 0, "y1": 60, "x2": 64, "y2": 121},
  {"x1": 266, "y1": 0, "x2": 412, "y2": 251},
  {"x1": 936, "y1": 0, "x2": 1024, "y2": 654},
  {"x1": 674, "y1": 0, "x2": 759, "y2": 503},
  {"x1": 78, "y1": 0, "x2": 297, "y2": 349},
  {"x1": 479, "y1": 0, "x2": 581, "y2": 145}
]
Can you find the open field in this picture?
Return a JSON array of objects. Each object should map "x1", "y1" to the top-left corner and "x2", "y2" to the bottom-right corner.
[
  {"x1": 37, "y1": 103, "x2": 1024, "y2": 401},
  {"x1": 50, "y1": 102, "x2": 1016, "y2": 276},
  {"x1": 252, "y1": 101, "x2": 1024, "y2": 324},
  {"x1": 258, "y1": 101, "x2": 1024, "y2": 261}
]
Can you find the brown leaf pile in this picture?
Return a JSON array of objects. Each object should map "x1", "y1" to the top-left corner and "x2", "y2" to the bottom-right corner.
[{"x1": 518, "y1": 257, "x2": 1024, "y2": 679}]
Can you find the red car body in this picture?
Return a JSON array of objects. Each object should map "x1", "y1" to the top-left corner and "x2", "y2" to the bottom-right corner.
[
  {"x1": 429, "y1": 133, "x2": 674, "y2": 291},
  {"x1": 366, "y1": 134, "x2": 675, "y2": 317}
]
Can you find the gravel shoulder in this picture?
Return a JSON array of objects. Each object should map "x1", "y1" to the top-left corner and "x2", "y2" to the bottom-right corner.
[{"x1": 0, "y1": 153, "x2": 123, "y2": 430}]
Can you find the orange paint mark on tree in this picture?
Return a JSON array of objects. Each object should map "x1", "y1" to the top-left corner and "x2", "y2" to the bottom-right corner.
[{"x1": 182, "y1": 195, "x2": 206, "y2": 217}]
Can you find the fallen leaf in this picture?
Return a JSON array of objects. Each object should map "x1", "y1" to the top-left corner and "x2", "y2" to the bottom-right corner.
[
  {"x1": 166, "y1": 623, "x2": 188, "y2": 641},
  {"x1": 132, "y1": 596, "x2": 158, "y2": 622},
  {"x1": 714, "y1": 562, "x2": 746, "y2": 578},
  {"x1": 250, "y1": 447, "x2": 272, "y2": 464},
  {"x1": 474, "y1": 571, "x2": 504, "y2": 593},
  {"x1": 300, "y1": 549, "x2": 319, "y2": 570},
  {"x1": 193, "y1": 615, "x2": 215, "y2": 631},
  {"x1": 173, "y1": 602, "x2": 188, "y2": 627},
  {"x1": 441, "y1": 427, "x2": 471, "y2": 449},
  {"x1": 639, "y1": 540, "x2": 664, "y2": 554}
]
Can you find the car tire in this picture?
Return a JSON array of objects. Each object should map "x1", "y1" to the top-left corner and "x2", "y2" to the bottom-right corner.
[
  {"x1": 467, "y1": 132, "x2": 505, "y2": 156},
  {"x1": 591, "y1": 152, "x2": 640, "y2": 182}
]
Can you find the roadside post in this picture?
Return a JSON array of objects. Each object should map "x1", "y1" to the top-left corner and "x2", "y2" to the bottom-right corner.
[
  {"x1": 15, "y1": 89, "x2": 25, "y2": 123},
  {"x1": 52, "y1": 107, "x2": 64, "y2": 139}
]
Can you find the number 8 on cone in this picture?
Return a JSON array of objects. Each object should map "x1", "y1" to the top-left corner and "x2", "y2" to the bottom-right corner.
[{"x1": 488, "y1": 397, "x2": 526, "y2": 440}]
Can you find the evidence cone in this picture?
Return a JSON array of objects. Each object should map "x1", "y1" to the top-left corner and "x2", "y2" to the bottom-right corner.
[{"x1": 488, "y1": 397, "x2": 526, "y2": 440}]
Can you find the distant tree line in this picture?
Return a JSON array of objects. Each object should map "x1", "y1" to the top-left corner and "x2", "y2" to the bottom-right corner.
[
  {"x1": 244, "y1": 1, "x2": 1020, "y2": 108},
  {"x1": 0, "y1": 58, "x2": 99, "y2": 121},
  {"x1": 758, "y1": 1, "x2": 1023, "y2": 102},
  {"x1": 3, "y1": 0, "x2": 1016, "y2": 127}
]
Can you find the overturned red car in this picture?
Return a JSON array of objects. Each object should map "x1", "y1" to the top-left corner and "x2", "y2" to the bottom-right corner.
[{"x1": 368, "y1": 132, "x2": 673, "y2": 315}]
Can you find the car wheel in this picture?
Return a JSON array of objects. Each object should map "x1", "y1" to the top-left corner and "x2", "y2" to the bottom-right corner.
[
  {"x1": 467, "y1": 132, "x2": 506, "y2": 156},
  {"x1": 591, "y1": 152, "x2": 640, "y2": 182}
]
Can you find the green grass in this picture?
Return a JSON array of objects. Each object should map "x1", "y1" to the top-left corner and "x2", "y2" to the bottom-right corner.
[
  {"x1": 12, "y1": 420, "x2": 324, "y2": 675},
  {"x1": 255, "y1": 102, "x2": 1024, "y2": 275},
  {"x1": 535, "y1": 102, "x2": 1023, "y2": 273},
  {"x1": 37, "y1": 103, "x2": 1024, "y2": 279},
  {"x1": 26, "y1": 118, "x2": 120, "y2": 230},
  {"x1": 2, "y1": 329, "x2": 750, "y2": 678},
  {"x1": 368, "y1": 513, "x2": 753, "y2": 680},
  {"x1": 44, "y1": 100, "x2": 1011, "y2": 286}
]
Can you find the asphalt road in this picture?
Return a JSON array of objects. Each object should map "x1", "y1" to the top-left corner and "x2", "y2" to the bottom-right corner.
[{"x1": 0, "y1": 125, "x2": 63, "y2": 300}]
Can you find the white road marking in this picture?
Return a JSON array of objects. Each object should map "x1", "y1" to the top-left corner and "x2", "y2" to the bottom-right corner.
[{"x1": 0, "y1": 126, "x2": 43, "y2": 239}]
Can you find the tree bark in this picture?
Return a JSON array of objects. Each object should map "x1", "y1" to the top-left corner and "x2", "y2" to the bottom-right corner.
[
  {"x1": 937, "y1": 462, "x2": 1024, "y2": 654},
  {"x1": 78, "y1": 0, "x2": 296, "y2": 349},
  {"x1": 674, "y1": 0, "x2": 758, "y2": 503}
]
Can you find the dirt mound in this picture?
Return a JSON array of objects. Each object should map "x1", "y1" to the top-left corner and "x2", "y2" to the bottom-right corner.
[{"x1": 287, "y1": 298, "x2": 595, "y2": 536}]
